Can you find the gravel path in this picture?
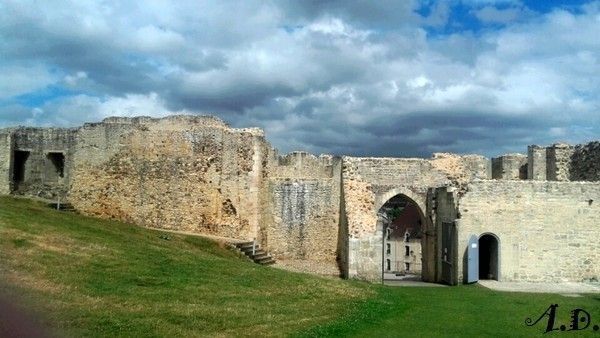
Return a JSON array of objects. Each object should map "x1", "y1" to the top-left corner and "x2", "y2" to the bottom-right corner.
[{"x1": 478, "y1": 280, "x2": 600, "y2": 295}]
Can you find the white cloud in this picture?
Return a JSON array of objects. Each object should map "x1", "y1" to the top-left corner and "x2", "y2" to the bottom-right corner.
[
  {"x1": 0, "y1": 65, "x2": 55, "y2": 99},
  {"x1": 406, "y1": 76, "x2": 433, "y2": 89},
  {"x1": 29, "y1": 92, "x2": 178, "y2": 127},
  {"x1": 0, "y1": 1, "x2": 599, "y2": 157},
  {"x1": 64, "y1": 71, "x2": 88, "y2": 86}
]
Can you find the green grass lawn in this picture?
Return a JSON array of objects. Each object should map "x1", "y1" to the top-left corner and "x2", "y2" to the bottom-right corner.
[{"x1": 0, "y1": 196, "x2": 598, "y2": 337}]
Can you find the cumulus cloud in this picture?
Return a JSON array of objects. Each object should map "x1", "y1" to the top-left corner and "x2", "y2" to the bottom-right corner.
[{"x1": 0, "y1": 0, "x2": 598, "y2": 157}]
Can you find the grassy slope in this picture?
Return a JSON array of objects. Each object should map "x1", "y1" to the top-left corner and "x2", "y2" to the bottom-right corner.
[
  {"x1": 0, "y1": 196, "x2": 366, "y2": 337},
  {"x1": 0, "y1": 196, "x2": 598, "y2": 337}
]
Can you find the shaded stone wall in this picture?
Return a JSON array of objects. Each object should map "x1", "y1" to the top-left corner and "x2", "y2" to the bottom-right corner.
[
  {"x1": 429, "y1": 186, "x2": 460, "y2": 285},
  {"x1": 527, "y1": 145, "x2": 547, "y2": 180},
  {"x1": 546, "y1": 143, "x2": 574, "y2": 181},
  {"x1": 266, "y1": 152, "x2": 341, "y2": 263},
  {"x1": 0, "y1": 130, "x2": 13, "y2": 195},
  {"x1": 8, "y1": 128, "x2": 77, "y2": 199},
  {"x1": 570, "y1": 141, "x2": 600, "y2": 181},
  {"x1": 491, "y1": 154, "x2": 527, "y2": 180},
  {"x1": 457, "y1": 180, "x2": 600, "y2": 283},
  {"x1": 527, "y1": 142, "x2": 600, "y2": 182},
  {"x1": 69, "y1": 116, "x2": 267, "y2": 240}
]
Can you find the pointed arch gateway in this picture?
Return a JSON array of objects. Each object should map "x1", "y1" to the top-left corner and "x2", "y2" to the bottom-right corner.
[{"x1": 377, "y1": 191, "x2": 427, "y2": 282}]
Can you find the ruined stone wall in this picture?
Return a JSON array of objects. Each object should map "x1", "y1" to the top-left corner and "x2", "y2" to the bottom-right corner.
[
  {"x1": 570, "y1": 141, "x2": 600, "y2": 181},
  {"x1": 342, "y1": 154, "x2": 489, "y2": 281},
  {"x1": 9, "y1": 128, "x2": 77, "y2": 199},
  {"x1": 546, "y1": 143, "x2": 574, "y2": 181},
  {"x1": 430, "y1": 186, "x2": 460, "y2": 284},
  {"x1": 527, "y1": 145, "x2": 547, "y2": 180},
  {"x1": 266, "y1": 152, "x2": 341, "y2": 263},
  {"x1": 69, "y1": 116, "x2": 268, "y2": 240},
  {"x1": 457, "y1": 180, "x2": 600, "y2": 283},
  {"x1": 0, "y1": 130, "x2": 13, "y2": 195},
  {"x1": 492, "y1": 154, "x2": 527, "y2": 180}
]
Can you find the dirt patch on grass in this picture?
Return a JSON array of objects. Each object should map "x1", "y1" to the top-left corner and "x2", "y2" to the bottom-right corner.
[
  {"x1": 1, "y1": 226, "x2": 114, "y2": 260},
  {"x1": 3, "y1": 269, "x2": 67, "y2": 295}
]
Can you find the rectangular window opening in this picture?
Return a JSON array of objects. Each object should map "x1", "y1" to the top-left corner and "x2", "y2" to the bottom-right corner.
[
  {"x1": 405, "y1": 245, "x2": 410, "y2": 256},
  {"x1": 12, "y1": 150, "x2": 30, "y2": 183},
  {"x1": 405, "y1": 263, "x2": 410, "y2": 271},
  {"x1": 47, "y1": 152, "x2": 65, "y2": 180}
]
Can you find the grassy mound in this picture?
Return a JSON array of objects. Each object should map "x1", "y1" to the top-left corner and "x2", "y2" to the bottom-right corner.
[
  {"x1": 0, "y1": 196, "x2": 366, "y2": 337},
  {"x1": 0, "y1": 196, "x2": 598, "y2": 337}
]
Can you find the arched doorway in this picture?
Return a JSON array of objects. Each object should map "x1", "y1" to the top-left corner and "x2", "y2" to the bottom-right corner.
[
  {"x1": 479, "y1": 234, "x2": 499, "y2": 280},
  {"x1": 378, "y1": 194, "x2": 425, "y2": 282}
]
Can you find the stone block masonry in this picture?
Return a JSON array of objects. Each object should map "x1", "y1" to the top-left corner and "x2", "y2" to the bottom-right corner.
[
  {"x1": 0, "y1": 130, "x2": 12, "y2": 195},
  {"x1": 69, "y1": 116, "x2": 267, "y2": 240},
  {"x1": 0, "y1": 127, "x2": 77, "y2": 199},
  {"x1": 528, "y1": 145, "x2": 547, "y2": 180},
  {"x1": 266, "y1": 152, "x2": 342, "y2": 263},
  {"x1": 546, "y1": 143, "x2": 574, "y2": 181},
  {"x1": 571, "y1": 141, "x2": 600, "y2": 181},
  {"x1": 457, "y1": 180, "x2": 600, "y2": 283},
  {"x1": 492, "y1": 154, "x2": 527, "y2": 180},
  {"x1": 341, "y1": 153, "x2": 490, "y2": 282},
  {"x1": 0, "y1": 114, "x2": 598, "y2": 284}
]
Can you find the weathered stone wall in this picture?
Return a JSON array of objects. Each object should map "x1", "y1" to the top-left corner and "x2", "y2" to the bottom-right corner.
[
  {"x1": 8, "y1": 128, "x2": 77, "y2": 199},
  {"x1": 492, "y1": 154, "x2": 527, "y2": 180},
  {"x1": 69, "y1": 116, "x2": 268, "y2": 240},
  {"x1": 457, "y1": 180, "x2": 600, "y2": 283},
  {"x1": 3, "y1": 114, "x2": 599, "y2": 285},
  {"x1": 0, "y1": 130, "x2": 13, "y2": 195},
  {"x1": 546, "y1": 143, "x2": 574, "y2": 181},
  {"x1": 430, "y1": 186, "x2": 460, "y2": 285},
  {"x1": 527, "y1": 145, "x2": 547, "y2": 180},
  {"x1": 266, "y1": 152, "x2": 341, "y2": 263},
  {"x1": 342, "y1": 154, "x2": 489, "y2": 281},
  {"x1": 570, "y1": 141, "x2": 600, "y2": 181}
]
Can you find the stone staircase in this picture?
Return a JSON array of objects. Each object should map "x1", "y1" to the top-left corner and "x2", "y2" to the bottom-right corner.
[
  {"x1": 234, "y1": 241, "x2": 276, "y2": 265},
  {"x1": 48, "y1": 202, "x2": 76, "y2": 212}
]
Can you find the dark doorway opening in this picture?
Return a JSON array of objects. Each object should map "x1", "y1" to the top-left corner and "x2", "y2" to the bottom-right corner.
[
  {"x1": 46, "y1": 152, "x2": 65, "y2": 181},
  {"x1": 12, "y1": 150, "x2": 30, "y2": 183},
  {"x1": 479, "y1": 234, "x2": 499, "y2": 280}
]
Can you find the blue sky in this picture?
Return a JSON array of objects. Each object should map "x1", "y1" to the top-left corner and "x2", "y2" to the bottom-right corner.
[{"x1": 0, "y1": 0, "x2": 599, "y2": 157}]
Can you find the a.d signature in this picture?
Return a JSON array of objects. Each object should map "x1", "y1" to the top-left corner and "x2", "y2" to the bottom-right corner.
[{"x1": 525, "y1": 304, "x2": 599, "y2": 333}]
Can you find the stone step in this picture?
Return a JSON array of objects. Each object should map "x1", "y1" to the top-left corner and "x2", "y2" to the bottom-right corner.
[
  {"x1": 251, "y1": 252, "x2": 270, "y2": 260},
  {"x1": 240, "y1": 247, "x2": 264, "y2": 255},
  {"x1": 254, "y1": 255, "x2": 274, "y2": 263},
  {"x1": 258, "y1": 258, "x2": 276, "y2": 265},
  {"x1": 48, "y1": 203, "x2": 76, "y2": 212},
  {"x1": 237, "y1": 242, "x2": 259, "y2": 250},
  {"x1": 231, "y1": 240, "x2": 276, "y2": 266}
]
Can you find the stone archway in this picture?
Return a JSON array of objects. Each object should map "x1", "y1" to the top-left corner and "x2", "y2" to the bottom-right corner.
[
  {"x1": 378, "y1": 193, "x2": 426, "y2": 282},
  {"x1": 479, "y1": 233, "x2": 500, "y2": 280},
  {"x1": 375, "y1": 188, "x2": 426, "y2": 220},
  {"x1": 345, "y1": 186, "x2": 435, "y2": 283}
]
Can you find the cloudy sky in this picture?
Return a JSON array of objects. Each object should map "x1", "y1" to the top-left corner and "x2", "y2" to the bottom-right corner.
[{"x1": 0, "y1": 0, "x2": 598, "y2": 157}]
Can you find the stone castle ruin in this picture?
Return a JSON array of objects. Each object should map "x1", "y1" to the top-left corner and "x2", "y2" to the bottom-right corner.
[{"x1": 1, "y1": 115, "x2": 598, "y2": 285}]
